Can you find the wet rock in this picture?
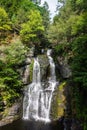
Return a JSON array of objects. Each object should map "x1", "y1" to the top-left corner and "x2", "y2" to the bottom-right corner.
[
  {"x1": 25, "y1": 57, "x2": 31, "y2": 65},
  {"x1": 71, "y1": 119, "x2": 83, "y2": 130},
  {"x1": 63, "y1": 118, "x2": 72, "y2": 130},
  {"x1": 51, "y1": 117, "x2": 64, "y2": 130},
  {"x1": 27, "y1": 47, "x2": 34, "y2": 57},
  {"x1": 8, "y1": 103, "x2": 21, "y2": 116},
  {"x1": 38, "y1": 55, "x2": 49, "y2": 81},
  {"x1": 0, "y1": 100, "x2": 22, "y2": 127},
  {"x1": 57, "y1": 56, "x2": 72, "y2": 78},
  {"x1": 22, "y1": 65, "x2": 30, "y2": 85},
  {"x1": 51, "y1": 82, "x2": 66, "y2": 120},
  {"x1": 18, "y1": 48, "x2": 34, "y2": 85}
]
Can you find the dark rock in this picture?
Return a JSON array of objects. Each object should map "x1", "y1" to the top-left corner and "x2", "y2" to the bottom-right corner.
[
  {"x1": 0, "y1": 114, "x2": 2, "y2": 120},
  {"x1": 8, "y1": 103, "x2": 21, "y2": 116},
  {"x1": 64, "y1": 118, "x2": 72, "y2": 130},
  {"x1": 22, "y1": 65, "x2": 30, "y2": 85},
  {"x1": 18, "y1": 47, "x2": 34, "y2": 85},
  {"x1": 51, "y1": 117, "x2": 64, "y2": 130},
  {"x1": 25, "y1": 57, "x2": 31, "y2": 65},
  {"x1": 0, "y1": 99, "x2": 22, "y2": 127},
  {"x1": 50, "y1": 81, "x2": 66, "y2": 120},
  {"x1": 27, "y1": 47, "x2": 34, "y2": 57},
  {"x1": 57, "y1": 56, "x2": 72, "y2": 78},
  {"x1": 38, "y1": 55, "x2": 49, "y2": 81},
  {"x1": 71, "y1": 119, "x2": 83, "y2": 130}
]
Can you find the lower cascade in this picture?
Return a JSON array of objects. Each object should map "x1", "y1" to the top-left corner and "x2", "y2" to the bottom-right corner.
[{"x1": 23, "y1": 50, "x2": 57, "y2": 122}]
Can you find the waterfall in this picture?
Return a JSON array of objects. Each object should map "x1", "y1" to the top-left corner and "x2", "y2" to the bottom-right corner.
[
  {"x1": 23, "y1": 50, "x2": 57, "y2": 122},
  {"x1": 47, "y1": 49, "x2": 56, "y2": 82},
  {"x1": 33, "y1": 58, "x2": 41, "y2": 83},
  {"x1": 23, "y1": 58, "x2": 41, "y2": 120},
  {"x1": 46, "y1": 49, "x2": 57, "y2": 118}
]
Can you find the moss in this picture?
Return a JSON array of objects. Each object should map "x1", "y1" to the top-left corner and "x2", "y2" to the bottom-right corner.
[
  {"x1": 51, "y1": 81, "x2": 67, "y2": 119},
  {"x1": 2, "y1": 108, "x2": 9, "y2": 118},
  {"x1": 59, "y1": 81, "x2": 66, "y2": 91},
  {"x1": 58, "y1": 108, "x2": 64, "y2": 117},
  {"x1": 29, "y1": 59, "x2": 34, "y2": 82}
]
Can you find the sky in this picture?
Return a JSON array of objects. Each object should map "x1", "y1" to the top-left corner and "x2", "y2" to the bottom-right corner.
[{"x1": 41, "y1": 0, "x2": 58, "y2": 19}]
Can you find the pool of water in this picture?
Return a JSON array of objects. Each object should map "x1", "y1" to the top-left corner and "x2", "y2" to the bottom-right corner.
[{"x1": 0, "y1": 119, "x2": 64, "y2": 130}]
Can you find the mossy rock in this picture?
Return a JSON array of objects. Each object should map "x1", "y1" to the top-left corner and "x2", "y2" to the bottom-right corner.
[
  {"x1": 51, "y1": 81, "x2": 67, "y2": 120},
  {"x1": 38, "y1": 55, "x2": 49, "y2": 81},
  {"x1": 29, "y1": 59, "x2": 34, "y2": 82}
]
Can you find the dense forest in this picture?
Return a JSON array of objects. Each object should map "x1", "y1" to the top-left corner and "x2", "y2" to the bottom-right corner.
[
  {"x1": 0, "y1": 0, "x2": 87, "y2": 130},
  {"x1": 48, "y1": 0, "x2": 87, "y2": 129}
]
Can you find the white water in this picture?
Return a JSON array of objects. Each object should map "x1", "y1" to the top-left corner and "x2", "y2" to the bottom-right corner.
[{"x1": 23, "y1": 50, "x2": 57, "y2": 122}]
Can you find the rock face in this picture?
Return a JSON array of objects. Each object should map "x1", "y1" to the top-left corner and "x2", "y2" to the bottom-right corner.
[
  {"x1": 38, "y1": 55, "x2": 49, "y2": 81},
  {"x1": 57, "y1": 56, "x2": 72, "y2": 78},
  {"x1": 18, "y1": 47, "x2": 34, "y2": 85},
  {"x1": 51, "y1": 82, "x2": 66, "y2": 120},
  {"x1": 0, "y1": 100, "x2": 22, "y2": 126},
  {"x1": 22, "y1": 48, "x2": 34, "y2": 85},
  {"x1": 22, "y1": 64, "x2": 30, "y2": 85},
  {"x1": 50, "y1": 54, "x2": 72, "y2": 122}
]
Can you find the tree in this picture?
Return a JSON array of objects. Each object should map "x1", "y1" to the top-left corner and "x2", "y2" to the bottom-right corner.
[
  {"x1": 20, "y1": 10, "x2": 44, "y2": 46},
  {"x1": 47, "y1": 0, "x2": 87, "y2": 129},
  {"x1": 0, "y1": 40, "x2": 28, "y2": 107},
  {"x1": 0, "y1": 0, "x2": 22, "y2": 17},
  {"x1": 11, "y1": 0, "x2": 38, "y2": 32},
  {"x1": 41, "y1": 1, "x2": 50, "y2": 31},
  {"x1": 0, "y1": 7, "x2": 11, "y2": 44},
  {"x1": 0, "y1": 7, "x2": 11, "y2": 31}
]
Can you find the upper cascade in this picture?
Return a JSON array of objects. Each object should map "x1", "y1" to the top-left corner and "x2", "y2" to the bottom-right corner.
[
  {"x1": 33, "y1": 58, "x2": 41, "y2": 83},
  {"x1": 47, "y1": 49, "x2": 56, "y2": 82}
]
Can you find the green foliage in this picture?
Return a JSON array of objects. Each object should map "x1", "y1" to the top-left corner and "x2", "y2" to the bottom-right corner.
[
  {"x1": 41, "y1": 1, "x2": 50, "y2": 30},
  {"x1": 11, "y1": 0, "x2": 39, "y2": 32},
  {"x1": 0, "y1": 0, "x2": 50, "y2": 48},
  {"x1": 0, "y1": 7, "x2": 12, "y2": 45},
  {"x1": 67, "y1": 13, "x2": 87, "y2": 36},
  {"x1": 20, "y1": 10, "x2": 44, "y2": 45},
  {"x1": 4, "y1": 40, "x2": 27, "y2": 66},
  {"x1": 0, "y1": 7, "x2": 11, "y2": 40},
  {"x1": 0, "y1": 0, "x2": 22, "y2": 17},
  {"x1": 71, "y1": 35, "x2": 87, "y2": 88},
  {"x1": 0, "y1": 41, "x2": 28, "y2": 108}
]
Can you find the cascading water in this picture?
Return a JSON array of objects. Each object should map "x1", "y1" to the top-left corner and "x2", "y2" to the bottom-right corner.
[
  {"x1": 23, "y1": 50, "x2": 57, "y2": 122},
  {"x1": 46, "y1": 49, "x2": 57, "y2": 118},
  {"x1": 23, "y1": 58, "x2": 41, "y2": 120}
]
